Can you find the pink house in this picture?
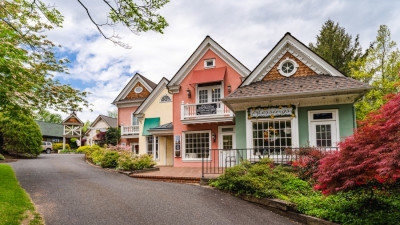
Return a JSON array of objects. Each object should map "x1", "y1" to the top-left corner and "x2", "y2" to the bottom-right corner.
[
  {"x1": 112, "y1": 73, "x2": 157, "y2": 152},
  {"x1": 167, "y1": 36, "x2": 250, "y2": 167}
]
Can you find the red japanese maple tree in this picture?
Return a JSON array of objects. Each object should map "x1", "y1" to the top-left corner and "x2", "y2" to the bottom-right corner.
[{"x1": 314, "y1": 93, "x2": 400, "y2": 195}]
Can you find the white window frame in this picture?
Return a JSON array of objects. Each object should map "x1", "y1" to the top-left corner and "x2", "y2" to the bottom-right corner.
[
  {"x1": 204, "y1": 58, "x2": 215, "y2": 69},
  {"x1": 182, "y1": 130, "x2": 211, "y2": 162},
  {"x1": 308, "y1": 109, "x2": 340, "y2": 147},
  {"x1": 246, "y1": 106, "x2": 299, "y2": 149},
  {"x1": 134, "y1": 86, "x2": 143, "y2": 93},
  {"x1": 277, "y1": 57, "x2": 299, "y2": 77},
  {"x1": 131, "y1": 113, "x2": 139, "y2": 126},
  {"x1": 154, "y1": 136, "x2": 159, "y2": 160},
  {"x1": 146, "y1": 136, "x2": 154, "y2": 156},
  {"x1": 196, "y1": 84, "x2": 224, "y2": 104},
  {"x1": 250, "y1": 118, "x2": 294, "y2": 149}
]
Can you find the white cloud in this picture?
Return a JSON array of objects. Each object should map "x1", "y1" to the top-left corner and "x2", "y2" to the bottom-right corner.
[{"x1": 41, "y1": 0, "x2": 400, "y2": 122}]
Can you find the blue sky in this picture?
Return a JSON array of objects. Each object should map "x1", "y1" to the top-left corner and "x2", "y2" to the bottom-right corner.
[{"x1": 43, "y1": 0, "x2": 400, "y2": 122}]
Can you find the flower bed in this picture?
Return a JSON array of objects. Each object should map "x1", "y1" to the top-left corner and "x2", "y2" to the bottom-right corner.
[
  {"x1": 210, "y1": 158, "x2": 400, "y2": 225},
  {"x1": 80, "y1": 145, "x2": 156, "y2": 171}
]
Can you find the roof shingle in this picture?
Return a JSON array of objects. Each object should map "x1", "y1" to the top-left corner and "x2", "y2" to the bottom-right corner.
[{"x1": 225, "y1": 75, "x2": 372, "y2": 100}]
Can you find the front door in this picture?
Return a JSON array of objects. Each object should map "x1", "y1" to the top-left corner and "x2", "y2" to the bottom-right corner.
[
  {"x1": 218, "y1": 126, "x2": 236, "y2": 167},
  {"x1": 310, "y1": 121, "x2": 337, "y2": 148},
  {"x1": 130, "y1": 142, "x2": 139, "y2": 154}
]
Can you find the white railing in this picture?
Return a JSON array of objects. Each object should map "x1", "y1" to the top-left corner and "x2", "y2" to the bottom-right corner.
[
  {"x1": 121, "y1": 125, "x2": 139, "y2": 136},
  {"x1": 181, "y1": 101, "x2": 233, "y2": 120}
]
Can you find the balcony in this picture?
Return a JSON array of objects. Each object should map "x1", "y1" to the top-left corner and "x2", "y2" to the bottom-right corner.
[
  {"x1": 181, "y1": 102, "x2": 234, "y2": 124},
  {"x1": 121, "y1": 125, "x2": 139, "y2": 137}
]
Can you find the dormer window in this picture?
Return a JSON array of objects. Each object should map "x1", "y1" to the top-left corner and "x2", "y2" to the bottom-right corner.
[{"x1": 204, "y1": 59, "x2": 215, "y2": 68}]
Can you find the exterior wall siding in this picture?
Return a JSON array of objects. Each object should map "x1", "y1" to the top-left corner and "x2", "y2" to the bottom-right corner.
[
  {"x1": 173, "y1": 49, "x2": 243, "y2": 167},
  {"x1": 263, "y1": 52, "x2": 317, "y2": 81},
  {"x1": 138, "y1": 88, "x2": 173, "y2": 165},
  {"x1": 298, "y1": 104, "x2": 355, "y2": 147},
  {"x1": 235, "y1": 111, "x2": 247, "y2": 149}
]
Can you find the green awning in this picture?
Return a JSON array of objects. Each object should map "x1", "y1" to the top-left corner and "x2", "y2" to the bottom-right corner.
[{"x1": 142, "y1": 117, "x2": 160, "y2": 136}]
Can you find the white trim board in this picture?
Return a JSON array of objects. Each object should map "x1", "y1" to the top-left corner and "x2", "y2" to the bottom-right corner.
[
  {"x1": 112, "y1": 73, "x2": 155, "y2": 104},
  {"x1": 242, "y1": 33, "x2": 345, "y2": 86},
  {"x1": 168, "y1": 36, "x2": 250, "y2": 88},
  {"x1": 135, "y1": 77, "x2": 170, "y2": 115}
]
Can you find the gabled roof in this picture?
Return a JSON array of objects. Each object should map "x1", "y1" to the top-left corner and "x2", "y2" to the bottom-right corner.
[
  {"x1": 35, "y1": 120, "x2": 63, "y2": 138},
  {"x1": 168, "y1": 36, "x2": 250, "y2": 88},
  {"x1": 85, "y1": 115, "x2": 117, "y2": 136},
  {"x1": 241, "y1": 33, "x2": 345, "y2": 86},
  {"x1": 112, "y1": 73, "x2": 156, "y2": 104},
  {"x1": 135, "y1": 77, "x2": 170, "y2": 115},
  {"x1": 62, "y1": 112, "x2": 84, "y2": 125}
]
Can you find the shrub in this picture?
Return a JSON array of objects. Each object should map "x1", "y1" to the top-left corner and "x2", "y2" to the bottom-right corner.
[
  {"x1": 90, "y1": 148, "x2": 108, "y2": 165},
  {"x1": 0, "y1": 112, "x2": 42, "y2": 157},
  {"x1": 70, "y1": 138, "x2": 78, "y2": 149},
  {"x1": 289, "y1": 148, "x2": 328, "y2": 181},
  {"x1": 132, "y1": 154, "x2": 156, "y2": 170},
  {"x1": 0, "y1": 153, "x2": 4, "y2": 160},
  {"x1": 77, "y1": 145, "x2": 99, "y2": 153},
  {"x1": 53, "y1": 143, "x2": 70, "y2": 151},
  {"x1": 101, "y1": 151, "x2": 120, "y2": 168},
  {"x1": 59, "y1": 149, "x2": 77, "y2": 153},
  {"x1": 210, "y1": 159, "x2": 298, "y2": 198},
  {"x1": 315, "y1": 93, "x2": 400, "y2": 195},
  {"x1": 117, "y1": 151, "x2": 135, "y2": 170}
]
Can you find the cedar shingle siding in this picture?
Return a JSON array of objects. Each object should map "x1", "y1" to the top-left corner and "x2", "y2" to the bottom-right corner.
[
  {"x1": 263, "y1": 52, "x2": 317, "y2": 81},
  {"x1": 125, "y1": 82, "x2": 151, "y2": 99}
]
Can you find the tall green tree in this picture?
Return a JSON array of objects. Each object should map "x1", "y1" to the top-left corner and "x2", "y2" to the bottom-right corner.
[
  {"x1": 34, "y1": 109, "x2": 63, "y2": 123},
  {"x1": 351, "y1": 25, "x2": 400, "y2": 120},
  {"x1": 0, "y1": 0, "x2": 89, "y2": 116},
  {"x1": 310, "y1": 19, "x2": 363, "y2": 76}
]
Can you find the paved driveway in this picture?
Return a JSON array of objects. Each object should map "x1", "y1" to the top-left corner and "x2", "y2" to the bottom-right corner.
[{"x1": 10, "y1": 154, "x2": 297, "y2": 225}]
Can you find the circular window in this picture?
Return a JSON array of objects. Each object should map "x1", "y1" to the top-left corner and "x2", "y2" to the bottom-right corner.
[
  {"x1": 134, "y1": 86, "x2": 143, "y2": 93},
  {"x1": 278, "y1": 57, "x2": 299, "y2": 77}
]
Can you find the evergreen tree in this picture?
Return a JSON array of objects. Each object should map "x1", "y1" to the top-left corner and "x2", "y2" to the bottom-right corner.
[{"x1": 310, "y1": 19, "x2": 363, "y2": 76}]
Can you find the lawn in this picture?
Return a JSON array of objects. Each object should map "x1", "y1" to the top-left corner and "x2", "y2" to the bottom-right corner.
[{"x1": 0, "y1": 164, "x2": 43, "y2": 225}]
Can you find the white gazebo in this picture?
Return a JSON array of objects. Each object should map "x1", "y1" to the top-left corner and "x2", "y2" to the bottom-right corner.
[{"x1": 62, "y1": 112, "x2": 84, "y2": 151}]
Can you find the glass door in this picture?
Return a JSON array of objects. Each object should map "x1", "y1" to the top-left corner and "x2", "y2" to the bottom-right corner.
[{"x1": 310, "y1": 121, "x2": 337, "y2": 148}]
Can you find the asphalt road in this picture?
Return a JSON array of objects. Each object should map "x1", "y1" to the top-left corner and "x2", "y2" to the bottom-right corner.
[{"x1": 10, "y1": 154, "x2": 297, "y2": 225}]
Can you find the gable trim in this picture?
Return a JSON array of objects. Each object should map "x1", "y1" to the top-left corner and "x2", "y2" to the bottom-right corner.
[
  {"x1": 241, "y1": 33, "x2": 345, "y2": 86},
  {"x1": 112, "y1": 73, "x2": 155, "y2": 104},
  {"x1": 135, "y1": 77, "x2": 170, "y2": 115},
  {"x1": 168, "y1": 36, "x2": 250, "y2": 88}
]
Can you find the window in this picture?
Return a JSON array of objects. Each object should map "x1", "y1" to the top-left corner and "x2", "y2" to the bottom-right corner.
[
  {"x1": 197, "y1": 85, "x2": 222, "y2": 103},
  {"x1": 146, "y1": 136, "x2": 154, "y2": 156},
  {"x1": 184, "y1": 132, "x2": 210, "y2": 159},
  {"x1": 278, "y1": 57, "x2": 298, "y2": 77},
  {"x1": 252, "y1": 120, "x2": 292, "y2": 150},
  {"x1": 204, "y1": 59, "x2": 215, "y2": 68},
  {"x1": 132, "y1": 114, "x2": 138, "y2": 126},
  {"x1": 160, "y1": 94, "x2": 172, "y2": 103},
  {"x1": 309, "y1": 110, "x2": 339, "y2": 148},
  {"x1": 134, "y1": 86, "x2": 143, "y2": 93},
  {"x1": 146, "y1": 136, "x2": 159, "y2": 160}
]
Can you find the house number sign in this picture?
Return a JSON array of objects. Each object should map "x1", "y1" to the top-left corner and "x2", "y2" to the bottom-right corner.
[{"x1": 248, "y1": 105, "x2": 296, "y2": 119}]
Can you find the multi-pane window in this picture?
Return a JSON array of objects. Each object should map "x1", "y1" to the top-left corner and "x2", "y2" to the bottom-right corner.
[
  {"x1": 211, "y1": 88, "x2": 221, "y2": 102},
  {"x1": 198, "y1": 90, "x2": 208, "y2": 103},
  {"x1": 316, "y1": 125, "x2": 332, "y2": 147},
  {"x1": 222, "y1": 135, "x2": 233, "y2": 150},
  {"x1": 146, "y1": 136, "x2": 159, "y2": 160},
  {"x1": 252, "y1": 120, "x2": 292, "y2": 149},
  {"x1": 184, "y1": 132, "x2": 210, "y2": 159},
  {"x1": 146, "y1": 136, "x2": 153, "y2": 156},
  {"x1": 132, "y1": 114, "x2": 138, "y2": 125}
]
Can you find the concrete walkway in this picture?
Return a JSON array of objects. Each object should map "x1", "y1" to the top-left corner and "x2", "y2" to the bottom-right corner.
[{"x1": 9, "y1": 154, "x2": 297, "y2": 225}]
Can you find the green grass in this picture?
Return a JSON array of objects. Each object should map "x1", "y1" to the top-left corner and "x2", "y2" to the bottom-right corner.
[{"x1": 0, "y1": 164, "x2": 43, "y2": 225}]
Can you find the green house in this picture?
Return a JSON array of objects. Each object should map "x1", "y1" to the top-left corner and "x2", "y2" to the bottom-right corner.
[{"x1": 222, "y1": 33, "x2": 372, "y2": 153}]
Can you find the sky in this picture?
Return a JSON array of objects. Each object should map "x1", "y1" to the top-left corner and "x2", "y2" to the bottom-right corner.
[{"x1": 42, "y1": 0, "x2": 400, "y2": 122}]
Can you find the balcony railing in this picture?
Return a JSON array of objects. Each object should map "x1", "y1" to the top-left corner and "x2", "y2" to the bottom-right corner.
[
  {"x1": 121, "y1": 125, "x2": 139, "y2": 136},
  {"x1": 181, "y1": 101, "x2": 233, "y2": 121}
]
